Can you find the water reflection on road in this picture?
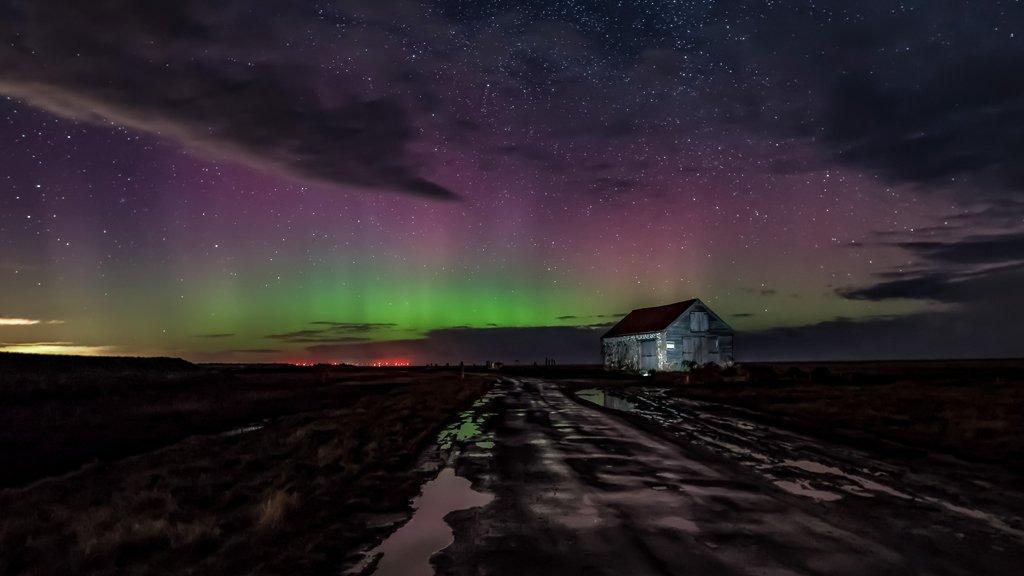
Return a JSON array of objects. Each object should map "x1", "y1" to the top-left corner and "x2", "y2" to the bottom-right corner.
[
  {"x1": 428, "y1": 378, "x2": 1024, "y2": 575},
  {"x1": 356, "y1": 468, "x2": 492, "y2": 576},
  {"x1": 575, "y1": 388, "x2": 639, "y2": 413},
  {"x1": 577, "y1": 385, "x2": 1024, "y2": 540},
  {"x1": 353, "y1": 380, "x2": 1023, "y2": 576},
  {"x1": 347, "y1": 391, "x2": 498, "y2": 576}
]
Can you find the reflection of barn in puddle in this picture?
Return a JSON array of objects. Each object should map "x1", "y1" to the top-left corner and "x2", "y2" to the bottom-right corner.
[
  {"x1": 601, "y1": 298, "x2": 734, "y2": 373},
  {"x1": 577, "y1": 389, "x2": 639, "y2": 412}
]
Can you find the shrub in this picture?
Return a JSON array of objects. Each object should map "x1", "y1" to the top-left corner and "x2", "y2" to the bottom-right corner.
[
  {"x1": 811, "y1": 366, "x2": 834, "y2": 384},
  {"x1": 689, "y1": 363, "x2": 724, "y2": 384},
  {"x1": 255, "y1": 490, "x2": 298, "y2": 529},
  {"x1": 784, "y1": 366, "x2": 807, "y2": 381}
]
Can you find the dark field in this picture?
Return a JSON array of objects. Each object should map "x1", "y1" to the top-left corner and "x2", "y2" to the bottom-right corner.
[
  {"x1": 663, "y1": 359, "x2": 1024, "y2": 472},
  {"x1": 0, "y1": 354, "x2": 489, "y2": 575}
]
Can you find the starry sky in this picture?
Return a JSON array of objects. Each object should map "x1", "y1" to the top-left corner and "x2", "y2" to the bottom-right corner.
[{"x1": 1, "y1": 1, "x2": 1023, "y2": 364}]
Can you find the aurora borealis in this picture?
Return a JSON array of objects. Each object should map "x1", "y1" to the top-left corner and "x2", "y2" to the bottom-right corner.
[{"x1": 2, "y1": 1, "x2": 1023, "y2": 363}]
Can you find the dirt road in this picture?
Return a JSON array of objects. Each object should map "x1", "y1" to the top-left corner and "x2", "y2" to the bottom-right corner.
[{"x1": 429, "y1": 377, "x2": 1023, "y2": 575}]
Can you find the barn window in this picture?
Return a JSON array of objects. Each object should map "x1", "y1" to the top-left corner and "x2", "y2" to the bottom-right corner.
[
  {"x1": 682, "y1": 337, "x2": 694, "y2": 353},
  {"x1": 690, "y1": 311, "x2": 708, "y2": 332},
  {"x1": 710, "y1": 337, "x2": 720, "y2": 353}
]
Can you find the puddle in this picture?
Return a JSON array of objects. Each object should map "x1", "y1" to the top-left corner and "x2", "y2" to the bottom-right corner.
[
  {"x1": 576, "y1": 388, "x2": 638, "y2": 412},
  {"x1": 349, "y1": 395, "x2": 498, "y2": 575},
  {"x1": 442, "y1": 421, "x2": 480, "y2": 444},
  {"x1": 575, "y1": 388, "x2": 605, "y2": 406},
  {"x1": 922, "y1": 497, "x2": 1024, "y2": 541},
  {"x1": 786, "y1": 459, "x2": 844, "y2": 476},
  {"x1": 437, "y1": 407, "x2": 495, "y2": 453},
  {"x1": 773, "y1": 479, "x2": 843, "y2": 502},
  {"x1": 349, "y1": 468, "x2": 494, "y2": 576},
  {"x1": 783, "y1": 459, "x2": 912, "y2": 500},
  {"x1": 574, "y1": 385, "x2": 1024, "y2": 542},
  {"x1": 222, "y1": 423, "x2": 264, "y2": 437}
]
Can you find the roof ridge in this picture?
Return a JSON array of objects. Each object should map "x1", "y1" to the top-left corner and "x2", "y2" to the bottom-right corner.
[
  {"x1": 629, "y1": 298, "x2": 697, "y2": 311},
  {"x1": 602, "y1": 299, "x2": 699, "y2": 339}
]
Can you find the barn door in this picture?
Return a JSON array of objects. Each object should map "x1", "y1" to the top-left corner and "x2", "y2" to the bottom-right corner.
[
  {"x1": 692, "y1": 338, "x2": 707, "y2": 364},
  {"x1": 639, "y1": 340, "x2": 658, "y2": 371},
  {"x1": 691, "y1": 337, "x2": 719, "y2": 364},
  {"x1": 682, "y1": 337, "x2": 695, "y2": 363},
  {"x1": 706, "y1": 337, "x2": 720, "y2": 363}
]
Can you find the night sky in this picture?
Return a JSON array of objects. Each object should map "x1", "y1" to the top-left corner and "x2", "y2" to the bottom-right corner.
[{"x1": 1, "y1": 1, "x2": 1023, "y2": 364}]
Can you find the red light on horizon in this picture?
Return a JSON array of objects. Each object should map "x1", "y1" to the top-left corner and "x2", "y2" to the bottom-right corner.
[
  {"x1": 284, "y1": 359, "x2": 412, "y2": 367},
  {"x1": 368, "y1": 358, "x2": 411, "y2": 367}
]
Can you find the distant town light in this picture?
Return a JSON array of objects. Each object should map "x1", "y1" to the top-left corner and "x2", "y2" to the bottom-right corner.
[{"x1": 369, "y1": 359, "x2": 411, "y2": 367}]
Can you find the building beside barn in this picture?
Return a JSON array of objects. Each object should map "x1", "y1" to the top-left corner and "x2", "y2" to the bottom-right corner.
[{"x1": 601, "y1": 299, "x2": 734, "y2": 372}]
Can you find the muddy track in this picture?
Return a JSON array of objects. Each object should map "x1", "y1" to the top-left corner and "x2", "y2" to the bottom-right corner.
[{"x1": 429, "y1": 378, "x2": 1023, "y2": 576}]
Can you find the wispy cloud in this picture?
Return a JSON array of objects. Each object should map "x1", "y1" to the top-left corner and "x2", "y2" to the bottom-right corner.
[
  {"x1": 0, "y1": 317, "x2": 64, "y2": 326},
  {"x1": 0, "y1": 342, "x2": 112, "y2": 356},
  {"x1": 0, "y1": 2, "x2": 456, "y2": 199},
  {"x1": 0, "y1": 318, "x2": 40, "y2": 326}
]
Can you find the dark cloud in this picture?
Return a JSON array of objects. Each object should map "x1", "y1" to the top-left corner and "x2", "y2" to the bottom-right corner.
[
  {"x1": 266, "y1": 321, "x2": 397, "y2": 344},
  {"x1": 820, "y1": 209, "x2": 1024, "y2": 358},
  {"x1": 266, "y1": 330, "x2": 325, "y2": 341},
  {"x1": 308, "y1": 322, "x2": 397, "y2": 331},
  {"x1": 740, "y1": 293, "x2": 1024, "y2": 361},
  {"x1": 3, "y1": 1, "x2": 1018, "y2": 207},
  {"x1": 276, "y1": 336, "x2": 372, "y2": 345},
  {"x1": 840, "y1": 230, "x2": 1024, "y2": 304},
  {"x1": 944, "y1": 199, "x2": 1024, "y2": 230},
  {"x1": 305, "y1": 325, "x2": 605, "y2": 365},
  {"x1": 712, "y1": 2, "x2": 1024, "y2": 203},
  {"x1": 0, "y1": 1, "x2": 454, "y2": 199},
  {"x1": 894, "y1": 233, "x2": 1024, "y2": 266},
  {"x1": 556, "y1": 312, "x2": 623, "y2": 322},
  {"x1": 833, "y1": 225, "x2": 1024, "y2": 364},
  {"x1": 843, "y1": 262, "x2": 1024, "y2": 302},
  {"x1": 839, "y1": 272, "x2": 960, "y2": 303},
  {"x1": 871, "y1": 226, "x2": 965, "y2": 240}
]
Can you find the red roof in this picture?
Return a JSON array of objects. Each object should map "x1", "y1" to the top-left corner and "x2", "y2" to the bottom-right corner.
[{"x1": 601, "y1": 299, "x2": 697, "y2": 338}]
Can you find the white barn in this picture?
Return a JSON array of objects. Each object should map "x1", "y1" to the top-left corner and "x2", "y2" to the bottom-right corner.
[{"x1": 601, "y1": 299, "x2": 734, "y2": 372}]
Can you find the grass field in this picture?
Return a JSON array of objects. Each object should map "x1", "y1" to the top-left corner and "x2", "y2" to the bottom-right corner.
[
  {"x1": 0, "y1": 354, "x2": 489, "y2": 575},
  {"x1": 665, "y1": 360, "x2": 1024, "y2": 471}
]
